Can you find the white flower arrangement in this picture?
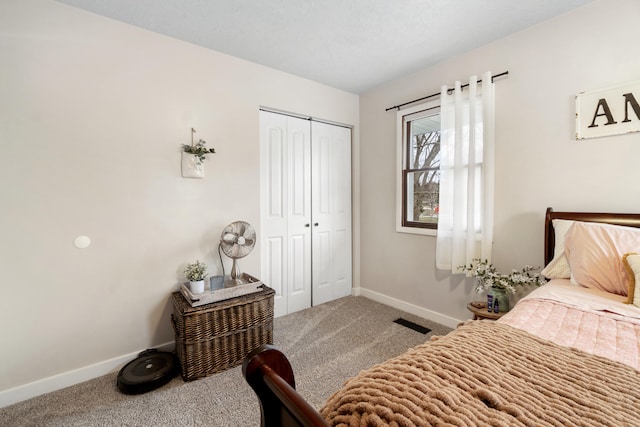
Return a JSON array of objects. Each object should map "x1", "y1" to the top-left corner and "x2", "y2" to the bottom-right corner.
[
  {"x1": 458, "y1": 258, "x2": 547, "y2": 294},
  {"x1": 184, "y1": 260, "x2": 208, "y2": 282}
]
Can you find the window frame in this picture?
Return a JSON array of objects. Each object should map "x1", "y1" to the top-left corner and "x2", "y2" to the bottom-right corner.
[{"x1": 396, "y1": 100, "x2": 440, "y2": 237}]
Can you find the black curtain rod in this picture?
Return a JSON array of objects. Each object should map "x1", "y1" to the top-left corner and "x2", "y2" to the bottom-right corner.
[{"x1": 385, "y1": 71, "x2": 509, "y2": 112}]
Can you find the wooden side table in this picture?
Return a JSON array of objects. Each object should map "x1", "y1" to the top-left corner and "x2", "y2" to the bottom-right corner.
[{"x1": 466, "y1": 301, "x2": 506, "y2": 321}]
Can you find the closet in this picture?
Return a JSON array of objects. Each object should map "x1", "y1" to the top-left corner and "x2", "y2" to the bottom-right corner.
[{"x1": 259, "y1": 110, "x2": 352, "y2": 317}]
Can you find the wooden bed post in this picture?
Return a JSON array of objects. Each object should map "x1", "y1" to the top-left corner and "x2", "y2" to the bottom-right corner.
[
  {"x1": 544, "y1": 207, "x2": 555, "y2": 265},
  {"x1": 242, "y1": 345, "x2": 329, "y2": 427}
]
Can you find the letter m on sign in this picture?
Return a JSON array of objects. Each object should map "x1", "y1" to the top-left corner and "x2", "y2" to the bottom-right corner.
[{"x1": 576, "y1": 80, "x2": 640, "y2": 140}]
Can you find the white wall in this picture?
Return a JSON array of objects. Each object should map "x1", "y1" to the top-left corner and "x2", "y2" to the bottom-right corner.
[
  {"x1": 358, "y1": 0, "x2": 640, "y2": 323},
  {"x1": 0, "y1": 0, "x2": 359, "y2": 404}
]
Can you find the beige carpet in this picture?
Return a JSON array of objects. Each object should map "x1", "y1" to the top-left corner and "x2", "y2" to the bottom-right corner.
[{"x1": 0, "y1": 296, "x2": 451, "y2": 426}]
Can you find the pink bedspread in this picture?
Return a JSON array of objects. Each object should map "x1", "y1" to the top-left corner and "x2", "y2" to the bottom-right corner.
[{"x1": 500, "y1": 281, "x2": 640, "y2": 371}]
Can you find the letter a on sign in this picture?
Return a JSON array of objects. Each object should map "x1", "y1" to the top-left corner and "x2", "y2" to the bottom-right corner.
[{"x1": 576, "y1": 80, "x2": 640, "y2": 140}]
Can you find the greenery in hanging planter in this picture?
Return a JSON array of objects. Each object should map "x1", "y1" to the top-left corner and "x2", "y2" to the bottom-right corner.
[
  {"x1": 184, "y1": 260, "x2": 208, "y2": 282},
  {"x1": 182, "y1": 139, "x2": 216, "y2": 163},
  {"x1": 458, "y1": 258, "x2": 547, "y2": 294}
]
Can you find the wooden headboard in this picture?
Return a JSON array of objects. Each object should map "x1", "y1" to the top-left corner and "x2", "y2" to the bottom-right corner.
[{"x1": 544, "y1": 207, "x2": 640, "y2": 265}]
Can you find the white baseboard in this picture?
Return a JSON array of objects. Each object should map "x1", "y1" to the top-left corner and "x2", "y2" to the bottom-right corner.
[
  {"x1": 352, "y1": 286, "x2": 462, "y2": 329},
  {"x1": 0, "y1": 342, "x2": 174, "y2": 409},
  {"x1": 1, "y1": 290, "x2": 460, "y2": 409}
]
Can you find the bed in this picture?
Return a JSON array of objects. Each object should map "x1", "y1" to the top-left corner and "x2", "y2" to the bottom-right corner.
[{"x1": 242, "y1": 208, "x2": 640, "y2": 426}]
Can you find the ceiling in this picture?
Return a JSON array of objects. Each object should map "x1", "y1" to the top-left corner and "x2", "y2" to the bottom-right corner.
[{"x1": 56, "y1": 0, "x2": 593, "y2": 94}]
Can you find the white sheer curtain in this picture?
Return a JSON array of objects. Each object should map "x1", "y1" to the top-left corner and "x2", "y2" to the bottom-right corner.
[{"x1": 436, "y1": 71, "x2": 495, "y2": 272}]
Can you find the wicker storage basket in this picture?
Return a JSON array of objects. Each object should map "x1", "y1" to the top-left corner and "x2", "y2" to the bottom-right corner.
[{"x1": 172, "y1": 285, "x2": 274, "y2": 381}]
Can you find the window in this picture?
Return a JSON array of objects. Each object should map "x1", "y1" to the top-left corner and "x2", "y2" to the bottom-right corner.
[{"x1": 396, "y1": 101, "x2": 440, "y2": 235}]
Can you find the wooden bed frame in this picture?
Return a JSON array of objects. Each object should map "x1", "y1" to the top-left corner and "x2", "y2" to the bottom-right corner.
[{"x1": 243, "y1": 207, "x2": 640, "y2": 427}]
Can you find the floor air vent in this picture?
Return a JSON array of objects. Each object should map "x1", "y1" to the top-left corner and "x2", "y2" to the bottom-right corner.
[{"x1": 393, "y1": 318, "x2": 431, "y2": 334}]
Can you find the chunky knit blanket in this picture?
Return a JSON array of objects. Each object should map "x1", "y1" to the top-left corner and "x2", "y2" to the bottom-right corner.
[{"x1": 320, "y1": 321, "x2": 640, "y2": 426}]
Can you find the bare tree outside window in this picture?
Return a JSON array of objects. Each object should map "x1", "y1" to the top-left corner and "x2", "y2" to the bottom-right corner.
[
  {"x1": 402, "y1": 110, "x2": 440, "y2": 229},
  {"x1": 410, "y1": 130, "x2": 440, "y2": 224}
]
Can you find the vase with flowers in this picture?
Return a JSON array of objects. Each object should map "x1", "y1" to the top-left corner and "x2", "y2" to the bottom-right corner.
[
  {"x1": 184, "y1": 260, "x2": 208, "y2": 294},
  {"x1": 458, "y1": 258, "x2": 546, "y2": 312}
]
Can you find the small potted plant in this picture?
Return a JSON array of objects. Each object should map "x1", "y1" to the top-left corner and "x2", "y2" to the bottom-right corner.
[
  {"x1": 181, "y1": 128, "x2": 216, "y2": 178},
  {"x1": 184, "y1": 260, "x2": 208, "y2": 294}
]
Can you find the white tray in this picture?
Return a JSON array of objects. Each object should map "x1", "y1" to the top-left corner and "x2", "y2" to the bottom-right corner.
[{"x1": 180, "y1": 273, "x2": 263, "y2": 307}]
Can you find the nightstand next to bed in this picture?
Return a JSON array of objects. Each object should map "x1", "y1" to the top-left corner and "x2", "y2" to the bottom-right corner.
[{"x1": 466, "y1": 301, "x2": 506, "y2": 320}]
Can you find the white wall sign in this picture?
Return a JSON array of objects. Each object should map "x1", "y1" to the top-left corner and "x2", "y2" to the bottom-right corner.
[{"x1": 576, "y1": 80, "x2": 640, "y2": 140}]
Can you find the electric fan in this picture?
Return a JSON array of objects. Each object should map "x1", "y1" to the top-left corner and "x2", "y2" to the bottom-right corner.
[{"x1": 219, "y1": 220, "x2": 256, "y2": 287}]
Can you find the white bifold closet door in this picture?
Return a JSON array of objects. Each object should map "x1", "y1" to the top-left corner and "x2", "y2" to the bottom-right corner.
[
  {"x1": 259, "y1": 110, "x2": 352, "y2": 317},
  {"x1": 310, "y1": 121, "x2": 352, "y2": 306}
]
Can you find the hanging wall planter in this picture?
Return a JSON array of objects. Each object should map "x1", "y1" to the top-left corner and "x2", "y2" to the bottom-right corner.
[
  {"x1": 181, "y1": 152, "x2": 205, "y2": 178},
  {"x1": 181, "y1": 128, "x2": 215, "y2": 179}
]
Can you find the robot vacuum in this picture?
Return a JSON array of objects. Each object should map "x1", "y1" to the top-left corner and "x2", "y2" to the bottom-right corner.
[{"x1": 116, "y1": 348, "x2": 179, "y2": 394}]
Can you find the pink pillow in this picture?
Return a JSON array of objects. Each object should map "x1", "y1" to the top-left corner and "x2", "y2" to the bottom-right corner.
[{"x1": 564, "y1": 221, "x2": 640, "y2": 296}]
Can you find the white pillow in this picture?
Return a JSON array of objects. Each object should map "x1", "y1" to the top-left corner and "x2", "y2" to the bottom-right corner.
[{"x1": 541, "y1": 219, "x2": 574, "y2": 279}]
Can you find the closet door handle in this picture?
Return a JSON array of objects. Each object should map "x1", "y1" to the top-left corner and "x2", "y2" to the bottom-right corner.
[
  {"x1": 314, "y1": 223, "x2": 319, "y2": 226},
  {"x1": 305, "y1": 223, "x2": 310, "y2": 227}
]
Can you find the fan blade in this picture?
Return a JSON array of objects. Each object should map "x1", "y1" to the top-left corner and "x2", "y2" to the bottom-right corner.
[
  {"x1": 222, "y1": 232, "x2": 238, "y2": 243},
  {"x1": 231, "y1": 245, "x2": 241, "y2": 257},
  {"x1": 232, "y1": 245, "x2": 250, "y2": 258}
]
